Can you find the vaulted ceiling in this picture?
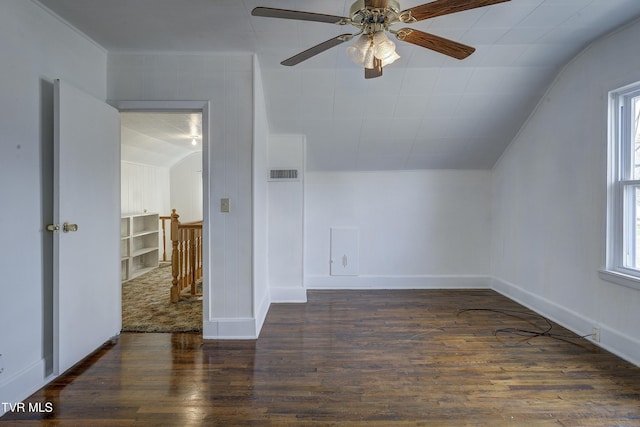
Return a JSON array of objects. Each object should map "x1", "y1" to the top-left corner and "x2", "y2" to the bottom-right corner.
[
  {"x1": 121, "y1": 112, "x2": 202, "y2": 168},
  {"x1": 36, "y1": 0, "x2": 640, "y2": 170}
]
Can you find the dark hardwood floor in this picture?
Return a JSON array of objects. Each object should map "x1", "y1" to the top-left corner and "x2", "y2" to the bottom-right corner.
[{"x1": 3, "y1": 289, "x2": 640, "y2": 426}]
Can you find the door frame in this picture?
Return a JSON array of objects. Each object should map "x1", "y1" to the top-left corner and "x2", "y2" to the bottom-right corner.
[{"x1": 112, "y1": 100, "x2": 210, "y2": 330}]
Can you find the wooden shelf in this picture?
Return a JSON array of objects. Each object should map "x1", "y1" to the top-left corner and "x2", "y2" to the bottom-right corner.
[
  {"x1": 121, "y1": 213, "x2": 159, "y2": 281},
  {"x1": 131, "y1": 247, "x2": 158, "y2": 257}
]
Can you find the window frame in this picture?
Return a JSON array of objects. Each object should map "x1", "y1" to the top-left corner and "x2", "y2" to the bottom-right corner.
[{"x1": 601, "y1": 83, "x2": 640, "y2": 290}]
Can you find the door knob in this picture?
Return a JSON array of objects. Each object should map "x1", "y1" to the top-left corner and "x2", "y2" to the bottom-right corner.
[{"x1": 63, "y1": 223, "x2": 78, "y2": 233}]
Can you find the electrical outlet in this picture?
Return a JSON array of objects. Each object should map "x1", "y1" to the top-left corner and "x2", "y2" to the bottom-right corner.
[{"x1": 592, "y1": 327, "x2": 600, "y2": 342}]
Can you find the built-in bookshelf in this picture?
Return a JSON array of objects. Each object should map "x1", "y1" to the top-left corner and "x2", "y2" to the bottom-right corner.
[{"x1": 121, "y1": 213, "x2": 159, "y2": 281}]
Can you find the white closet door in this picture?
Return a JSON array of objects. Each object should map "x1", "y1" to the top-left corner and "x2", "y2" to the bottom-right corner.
[
  {"x1": 53, "y1": 79, "x2": 121, "y2": 375},
  {"x1": 330, "y1": 227, "x2": 359, "y2": 276}
]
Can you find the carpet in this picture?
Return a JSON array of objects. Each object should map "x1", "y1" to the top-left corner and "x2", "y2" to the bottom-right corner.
[{"x1": 121, "y1": 263, "x2": 202, "y2": 332}]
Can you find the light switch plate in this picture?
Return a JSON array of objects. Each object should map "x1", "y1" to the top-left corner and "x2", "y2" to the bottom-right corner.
[{"x1": 221, "y1": 198, "x2": 230, "y2": 213}]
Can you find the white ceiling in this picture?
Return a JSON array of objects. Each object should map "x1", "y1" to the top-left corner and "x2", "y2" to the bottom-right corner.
[
  {"x1": 36, "y1": 0, "x2": 640, "y2": 170},
  {"x1": 121, "y1": 112, "x2": 202, "y2": 168}
]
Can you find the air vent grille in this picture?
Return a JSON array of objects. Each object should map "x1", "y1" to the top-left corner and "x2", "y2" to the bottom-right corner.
[{"x1": 269, "y1": 169, "x2": 299, "y2": 181}]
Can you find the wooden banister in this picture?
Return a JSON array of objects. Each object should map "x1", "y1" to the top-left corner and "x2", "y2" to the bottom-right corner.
[
  {"x1": 169, "y1": 209, "x2": 203, "y2": 303},
  {"x1": 159, "y1": 215, "x2": 171, "y2": 262}
]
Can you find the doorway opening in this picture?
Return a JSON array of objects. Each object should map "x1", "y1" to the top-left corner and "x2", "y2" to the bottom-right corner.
[{"x1": 118, "y1": 108, "x2": 206, "y2": 333}]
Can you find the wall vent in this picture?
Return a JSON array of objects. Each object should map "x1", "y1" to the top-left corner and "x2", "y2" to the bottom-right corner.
[{"x1": 268, "y1": 168, "x2": 299, "y2": 181}]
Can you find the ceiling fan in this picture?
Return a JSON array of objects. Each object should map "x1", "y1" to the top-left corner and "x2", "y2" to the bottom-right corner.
[{"x1": 252, "y1": 0, "x2": 510, "y2": 79}]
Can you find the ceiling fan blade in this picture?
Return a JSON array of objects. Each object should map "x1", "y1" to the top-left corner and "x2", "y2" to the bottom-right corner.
[
  {"x1": 281, "y1": 34, "x2": 352, "y2": 66},
  {"x1": 401, "y1": 0, "x2": 510, "y2": 22},
  {"x1": 364, "y1": 58, "x2": 383, "y2": 79},
  {"x1": 251, "y1": 7, "x2": 348, "y2": 24},
  {"x1": 396, "y1": 28, "x2": 475, "y2": 60}
]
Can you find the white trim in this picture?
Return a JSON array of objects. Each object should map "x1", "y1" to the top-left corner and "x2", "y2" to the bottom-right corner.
[
  {"x1": 596, "y1": 324, "x2": 640, "y2": 368},
  {"x1": 598, "y1": 269, "x2": 640, "y2": 291},
  {"x1": 109, "y1": 100, "x2": 211, "y2": 333},
  {"x1": 203, "y1": 318, "x2": 258, "y2": 340},
  {"x1": 305, "y1": 275, "x2": 491, "y2": 289},
  {"x1": 111, "y1": 100, "x2": 209, "y2": 112},
  {"x1": 491, "y1": 277, "x2": 592, "y2": 336},
  {"x1": 254, "y1": 292, "x2": 271, "y2": 336},
  {"x1": 0, "y1": 358, "x2": 48, "y2": 417},
  {"x1": 270, "y1": 287, "x2": 308, "y2": 303},
  {"x1": 605, "y1": 83, "x2": 640, "y2": 281},
  {"x1": 492, "y1": 277, "x2": 640, "y2": 368}
]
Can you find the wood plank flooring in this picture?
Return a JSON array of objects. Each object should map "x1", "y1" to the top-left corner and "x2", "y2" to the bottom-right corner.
[{"x1": 3, "y1": 289, "x2": 640, "y2": 426}]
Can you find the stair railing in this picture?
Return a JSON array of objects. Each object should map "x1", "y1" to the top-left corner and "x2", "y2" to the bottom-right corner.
[{"x1": 170, "y1": 209, "x2": 203, "y2": 303}]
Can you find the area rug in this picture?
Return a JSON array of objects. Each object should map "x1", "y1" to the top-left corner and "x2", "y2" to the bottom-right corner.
[{"x1": 121, "y1": 263, "x2": 202, "y2": 332}]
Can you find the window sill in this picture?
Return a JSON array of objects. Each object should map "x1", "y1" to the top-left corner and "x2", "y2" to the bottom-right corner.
[{"x1": 599, "y1": 269, "x2": 640, "y2": 291}]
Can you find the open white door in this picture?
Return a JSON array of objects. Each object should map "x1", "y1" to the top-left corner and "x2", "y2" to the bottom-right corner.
[{"x1": 52, "y1": 79, "x2": 121, "y2": 375}]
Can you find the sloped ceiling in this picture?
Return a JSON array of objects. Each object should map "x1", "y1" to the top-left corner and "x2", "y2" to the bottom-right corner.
[
  {"x1": 36, "y1": 0, "x2": 640, "y2": 170},
  {"x1": 121, "y1": 112, "x2": 202, "y2": 168}
]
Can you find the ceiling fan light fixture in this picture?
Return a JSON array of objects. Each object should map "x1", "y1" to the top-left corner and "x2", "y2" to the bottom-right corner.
[
  {"x1": 253, "y1": 0, "x2": 511, "y2": 77},
  {"x1": 372, "y1": 31, "x2": 400, "y2": 66},
  {"x1": 346, "y1": 34, "x2": 371, "y2": 65},
  {"x1": 347, "y1": 31, "x2": 399, "y2": 69}
]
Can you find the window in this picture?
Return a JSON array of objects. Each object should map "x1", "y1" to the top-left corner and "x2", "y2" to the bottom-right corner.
[{"x1": 603, "y1": 82, "x2": 640, "y2": 289}]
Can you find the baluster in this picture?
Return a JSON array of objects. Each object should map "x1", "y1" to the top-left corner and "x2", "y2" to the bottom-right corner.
[
  {"x1": 196, "y1": 231, "x2": 202, "y2": 280},
  {"x1": 159, "y1": 215, "x2": 171, "y2": 262},
  {"x1": 179, "y1": 231, "x2": 185, "y2": 290},
  {"x1": 170, "y1": 209, "x2": 180, "y2": 303},
  {"x1": 189, "y1": 228, "x2": 197, "y2": 295}
]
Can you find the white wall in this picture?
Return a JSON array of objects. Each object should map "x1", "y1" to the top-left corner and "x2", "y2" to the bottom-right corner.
[
  {"x1": 121, "y1": 161, "x2": 170, "y2": 216},
  {"x1": 169, "y1": 152, "x2": 202, "y2": 223},
  {"x1": 305, "y1": 170, "x2": 492, "y2": 288},
  {"x1": 268, "y1": 135, "x2": 305, "y2": 301},
  {"x1": 253, "y1": 58, "x2": 270, "y2": 335},
  {"x1": 491, "y1": 19, "x2": 640, "y2": 366},
  {"x1": 108, "y1": 52, "x2": 255, "y2": 338},
  {"x1": 121, "y1": 161, "x2": 170, "y2": 261},
  {"x1": 0, "y1": 0, "x2": 107, "y2": 413}
]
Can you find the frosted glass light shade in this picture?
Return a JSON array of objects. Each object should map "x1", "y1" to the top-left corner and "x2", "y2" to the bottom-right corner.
[
  {"x1": 372, "y1": 32, "x2": 400, "y2": 66},
  {"x1": 346, "y1": 32, "x2": 400, "y2": 69},
  {"x1": 347, "y1": 34, "x2": 373, "y2": 67}
]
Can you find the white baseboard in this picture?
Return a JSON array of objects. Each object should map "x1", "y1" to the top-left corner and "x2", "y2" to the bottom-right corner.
[
  {"x1": 254, "y1": 293, "x2": 271, "y2": 337},
  {"x1": 596, "y1": 324, "x2": 640, "y2": 368},
  {"x1": 270, "y1": 286, "x2": 307, "y2": 303},
  {"x1": 305, "y1": 275, "x2": 492, "y2": 289},
  {"x1": 490, "y1": 277, "x2": 590, "y2": 332},
  {"x1": 491, "y1": 277, "x2": 640, "y2": 368},
  {"x1": 202, "y1": 318, "x2": 258, "y2": 339},
  {"x1": 0, "y1": 358, "x2": 49, "y2": 417}
]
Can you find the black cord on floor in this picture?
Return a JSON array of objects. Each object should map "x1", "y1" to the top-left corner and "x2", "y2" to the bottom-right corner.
[{"x1": 457, "y1": 308, "x2": 595, "y2": 341}]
